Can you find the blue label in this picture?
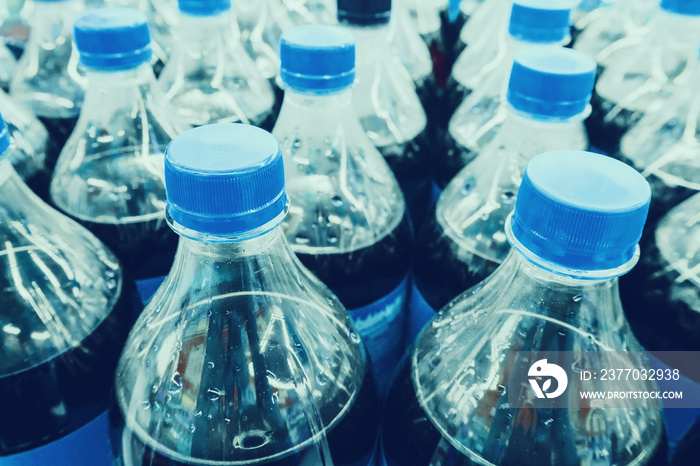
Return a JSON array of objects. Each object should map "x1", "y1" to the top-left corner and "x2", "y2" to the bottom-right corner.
[
  {"x1": 0, "y1": 411, "x2": 111, "y2": 465},
  {"x1": 350, "y1": 276, "x2": 409, "y2": 396},
  {"x1": 645, "y1": 351, "x2": 700, "y2": 450},
  {"x1": 406, "y1": 279, "x2": 438, "y2": 347},
  {"x1": 135, "y1": 275, "x2": 166, "y2": 304}
]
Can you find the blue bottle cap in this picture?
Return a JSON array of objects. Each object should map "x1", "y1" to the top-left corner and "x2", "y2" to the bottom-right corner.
[
  {"x1": 0, "y1": 112, "x2": 10, "y2": 155},
  {"x1": 337, "y1": 0, "x2": 391, "y2": 26},
  {"x1": 164, "y1": 124, "x2": 287, "y2": 237},
  {"x1": 510, "y1": 151, "x2": 651, "y2": 272},
  {"x1": 280, "y1": 25, "x2": 355, "y2": 92},
  {"x1": 661, "y1": 0, "x2": 700, "y2": 16},
  {"x1": 74, "y1": 8, "x2": 152, "y2": 70},
  {"x1": 178, "y1": 0, "x2": 231, "y2": 16},
  {"x1": 509, "y1": 0, "x2": 572, "y2": 43},
  {"x1": 507, "y1": 47, "x2": 596, "y2": 119}
]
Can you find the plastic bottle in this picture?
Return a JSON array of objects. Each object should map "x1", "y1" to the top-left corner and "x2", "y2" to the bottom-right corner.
[
  {"x1": 572, "y1": 0, "x2": 659, "y2": 68},
  {"x1": 109, "y1": 123, "x2": 380, "y2": 466},
  {"x1": 0, "y1": 37, "x2": 15, "y2": 91},
  {"x1": 589, "y1": 0, "x2": 700, "y2": 156},
  {"x1": 50, "y1": 8, "x2": 186, "y2": 298},
  {"x1": 619, "y1": 192, "x2": 700, "y2": 447},
  {"x1": 409, "y1": 47, "x2": 596, "y2": 342},
  {"x1": 383, "y1": 149, "x2": 669, "y2": 466},
  {"x1": 440, "y1": 0, "x2": 573, "y2": 174},
  {"x1": 273, "y1": 24, "x2": 413, "y2": 394},
  {"x1": 0, "y1": 103, "x2": 139, "y2": 464},
  {"x1": 0, "y1": 91, "x2": 50, "y2": 199},
  {"x1": 338, "y1": 0, "x2": 432, "y2": 225},
  {"x1": 159, "y1": 0, "x2": 276, "y2": 129},
  {"x1": 616, "y1": 51, "x2": 700, "y2": 226},
  {"x1": 401, "y1": 0, "x2": 449, "y2": 89},
  {"x1": 453, "y1": 0, "x2": 510, "y2": 59},
  {"x1": 9, "y1": 0, "x2": 85, "y2": 169},
  {"x1": 390, "y1": 0, "x2": 438, "y2": 111}
]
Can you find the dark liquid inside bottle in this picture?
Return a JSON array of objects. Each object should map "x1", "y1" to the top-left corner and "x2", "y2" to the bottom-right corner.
[
  {"x1": 440, "y1": 10, "x2": 468, "y2": 71},
  {"x1": 66, "y1": 215, "x2": 179, "y2": 281},
  {"x1": 672, "y1": 417, "x2": 700, "y2": 466},
  {"x1": 441, "y1": 76, "x2": 471, "y2": 132},
  {"x1": 620, "y1": 240, "x2": 700, "y2": 354},
  {"x1": 295, "y1": 212, "x2": 413, "y2": 310},
  {"x1": 0, "y1": 277, "x2": 139, "y2": 455},
  {"x1": 38, "y1": 115, "x2": 79, "y2": 170},
  {"x1": 23, "y1": 167, "x2": 52, "y2": 203},
  {"x1": 434, "y1": 125, "x2": 480, "y2": 190},
  {"x1": 413, "y1": 212, "x2": 500, "y2": 312},
  {"x1": 109, "y1": 369, "x2": 380, "y2": 466},
  {"x1": 586, "y1": 91, "x2": 643, "y2": 156},
  {"x1": 373, "y1": 131, "x2": 434, "y2": 226},
  {"x1": 382, "y1": 358, "x2": 670, "y2": 466}
]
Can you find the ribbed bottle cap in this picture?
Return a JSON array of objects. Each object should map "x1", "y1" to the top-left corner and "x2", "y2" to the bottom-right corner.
[
  {"x1": 74, "y1": 8, "x2": 152, "y2": 70},
  {"x1": 164, "y1": 124, "x2": 287, "y2": 237},
  {"x1": 280, "y1": 25, "x2": 355, "y2": 92},
  {"x1": 178, "y1": 0, "x2": 231, "y2": 16},
  {"x1": 0, "y1": 112, "x2": 10, "y2": 155},
  {"x1": 507, "y1": 47, "x2": 596, "y2": 119},
  {"x1": 661, "y1": 0, "x2": 700, "y2": 16},
  {"x1": 510, "y1": 151, "x2": 651, "y2": 272},
  {"x1": 509, "y1": 0, "x2": 572, "y2": 43},
  {"x1": 337, "y1": 0, "x2": 391, "y2": 26}
]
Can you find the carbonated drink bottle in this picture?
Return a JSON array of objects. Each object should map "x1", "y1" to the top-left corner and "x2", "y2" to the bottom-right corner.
[
  {"x1": 50, "y1": 8, "x2": 187, "y2": 297},
  {"x1": 338, "y1": 0, "x2": 433, "y2": 225},
  {"x1": 384, "y1": 150, "x2": 668, "y2": 466},
  {"x1": 589, "y1": 0, "x2": 700, "y2": 155},
  {"x1": 0, "y1": 103, "x2": 139, "y2": 465},
  {"x1": 410, "y1": 47, "x2": 596, "y2": 341},
  {"x1": 159, "y1": 0, "x2": 276, "y2": 129},
  {"x1": 273, "y1": 24, "x2": 413, "y2": 394},
  {"x1": 109, "y1": 123, "x2": 380, "y2": 466},
  {"x1": 9, "y1": 0, "x2": 85, "y2": 168}
]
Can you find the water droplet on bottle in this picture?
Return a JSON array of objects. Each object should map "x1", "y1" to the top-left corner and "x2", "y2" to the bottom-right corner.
[
  {"x1": 207, "y1": 361, "x2": 215, "y2": 369},
  {"x1": 316, "y1": 371, "x2": 330, "y2": 386},
  {"x1": 497, "y1": 384, "x2": 506, "y2": 395},
  {"x1": 349, "y1": 332, "x2": 360, "y2": 343},
  {"x1": 142, "y1": 400, "x2": 151, "y2": 409},
  {"x1": 207, "y1": 414, "x2": 213, "y2": 420},
  {"x1": 189, "y1": 425, "x2": 196, "y2": 433},
  {"x1": 169, "y1": 372, "x2": 183, "y2": 394},
  {"x1": 331, "y1": 196, "x2": 343, "y2": 207},
  {"x1": 573, "y1": 295, "x2": 583, "y2": 303},
  {"x1": 545, "y1": 418, "x2": 554, "y2": 426},
  {"x1": 207, "y1": 388, "x2": 224, "y2": 401},
  {"x1": 194, "y1": 410, "x2": 202, "y2": 417}
]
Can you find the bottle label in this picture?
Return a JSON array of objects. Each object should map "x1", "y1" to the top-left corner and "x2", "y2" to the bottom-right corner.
[
  {"x1": 351, "y1": 276, "x2": 409, "y2": 396},
  {"x1": 0, "y1": 411, "x2": 111, "y2": 465},
  {"x1": 135, "y1": 275, "x2": 166, "y2": 304},
  {"x1": 406, "y1": 279, "x2": 438, "y2": 347}
]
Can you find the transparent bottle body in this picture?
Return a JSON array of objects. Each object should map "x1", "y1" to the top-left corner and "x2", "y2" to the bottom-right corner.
[
  {"x1": 9, "y1": 0, "x2": 84, "y2": 120},
  {"x1": 235, "y1": 0, "x2": 295, "y2": 81},
  {"x1": 111, "y1": 225, "x2": 379, "y2": 465},
  {"x1": 50, "y1": 64, "x2": 186, "y2": 279},
  {"x1": 350, "y1": 24, "x2": 431, "y2": 222},
  {"x1": 621, "y1": 193, "x2": 700, "y2": 354},
  {"x1": 590, "y1": 10, "x2": 700, "y2": 154},
  {"x1": 274, "y1": 89, "x2": 412, "y2": 394},
  {"x1": 0, "y1": 89, "x2": 49, "y2": 193},
  {"x1": 390, "y1": 0, "x2": 434, "y2": 89},
  {"x1": 573, "y1": 0, "x2": 659, "y2": 68},
  {"x1": 457, "y1": 0, "x2": 510, "y2": 51},
  {"x1": 0, "y1": 161, "x2": 137, "y2": 455},
  {"x1": 384, "y1": 249, "x2": 667, "y2": 466},
  {"x1": 159, "y1": 11, "x2": 276, "y2": 129},
  {"x1": 618, "y1": 65, "x2": 700, "y2": 222},
  {"x1": 0, "y1": 38, "x2": 16, "y2": 90},
  {"x1": 415, "y1": 112, "x2": 588, "y2": 311}
]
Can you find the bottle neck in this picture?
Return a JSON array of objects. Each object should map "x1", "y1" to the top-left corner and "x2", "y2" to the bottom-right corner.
[
  {"x1": 277, "y1": 88, "x2": 354, "y2": 123},
  {"x1": 27, "y1": 0, "x2": 82, "y2": 46},
  {"x1": 175, "y1": 10, "x2": 240, "y2": 51},
  {"x1": 349, "y1": 23, "x2": 391, "y2": 66},
  {"x1": 85, "y1": 62, "x2": 157, "y2": 90}
]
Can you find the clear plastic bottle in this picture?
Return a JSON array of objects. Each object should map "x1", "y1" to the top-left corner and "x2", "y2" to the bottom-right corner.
[
  {"x1": 401, "y1": 0, "x2": 449, "y2": 89},
  {"x1": 159, "y1": 0, "x2": 277, "y2": 130},
  {"x1": 50, "y1": 8, "x2": 186, "y2": 293},
  {"x1": 383, "y1": 149, "x2": 668, "y2": 466},
  {"x1": 440, "y1": 0, "x2": 573, "y2": 182},
  {"x1": 409, "y1": 47, "x2": 596, "y2": 341},
  {"x1": 338, "y1": 0, "x2": 432, "y2": 225},
  {"x1": 390, "y1": 0, "x2": 438, "y2": 111},
  {"x1": 617, "y1": 51, "x2": 700, "y2": 226},
  {"x1": 274, "y1": 24, "x2": 413, "y2": 394},
  {"x1": 0, "y1": 104, "x2": 139, "y2": 464},
  {"x1": 9, "y1": 0, "x2": 85, "y2": 169},
  {"x1": 0, "y1": 37, "x2": 16, "y2": 91},
  {"x1": 619, "y1": 192, "x2": 700, "y2": 447},
  {"x1": 589, "y1": 0, "x2": 700, "y2": 156},
  {"x1": 453, "y1": 0, "x2": 510, "y2": 59},
  {"x1": 572, "y1": 0, "x2": 659, "y2": 69},
  {"x1": 110, "y1": 123, "x2": 380, "y2": 466},
  {"x1": 0, "y1": 90, "x2": 50, "y2": 199},
  {"x1": 235, "y1": 0, "x2": 295, "y2": 86}
]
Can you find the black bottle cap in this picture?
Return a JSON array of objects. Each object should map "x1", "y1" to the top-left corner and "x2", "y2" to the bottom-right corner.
[{"x1": 337, "y1": 0, "x2": 391, "y2": 26}]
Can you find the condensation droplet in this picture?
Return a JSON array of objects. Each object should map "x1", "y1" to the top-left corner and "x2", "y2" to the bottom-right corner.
[{"x1": 207, "y1": 388, "x2": 224, "y2": 401}]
